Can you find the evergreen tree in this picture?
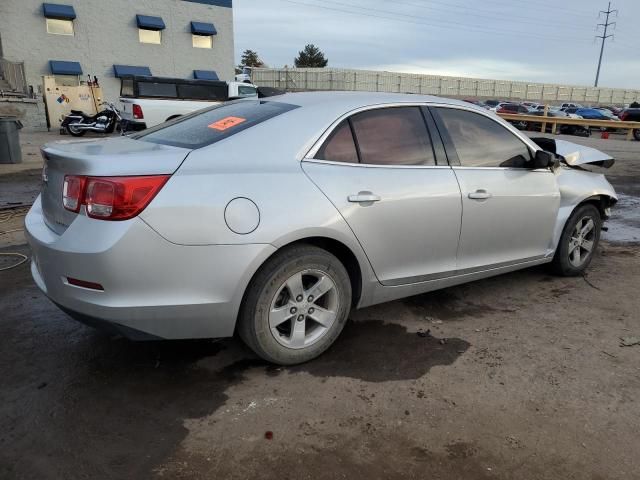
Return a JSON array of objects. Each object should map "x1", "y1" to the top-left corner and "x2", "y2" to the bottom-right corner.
[
  {"x1": 239, "y1": 49, "x2": 265, "y2": 68},
  {"x1": 294, "y1": 44, "x2": 328, "y2": 68}
]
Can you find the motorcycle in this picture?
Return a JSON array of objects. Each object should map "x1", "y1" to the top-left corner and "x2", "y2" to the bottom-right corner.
[{"x1": 61, "y1": 102, "x2": 122, "y2": 137}]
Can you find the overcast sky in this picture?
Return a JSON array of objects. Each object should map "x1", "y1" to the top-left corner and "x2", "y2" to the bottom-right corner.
[{"x1": 233, "y1": 0, "x2": 639, "y2": 89}]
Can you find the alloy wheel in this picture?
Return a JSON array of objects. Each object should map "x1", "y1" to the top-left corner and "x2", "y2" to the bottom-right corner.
[
  {"x1": 568, "y1": 216, "x2": 596, "y2": 267},
  {"x1": 269, "y1": 269, "x2": 339, "y2": 349}
]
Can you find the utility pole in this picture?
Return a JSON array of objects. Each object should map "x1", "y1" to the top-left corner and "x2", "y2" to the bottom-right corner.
[{"x1": 594, "y1": 2, "x2": 617, "y2": 87}]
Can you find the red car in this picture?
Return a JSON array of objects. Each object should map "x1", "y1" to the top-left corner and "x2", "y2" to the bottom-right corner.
[{"x1": 497, "y1": 103, "x2": 530, "y2": 114}]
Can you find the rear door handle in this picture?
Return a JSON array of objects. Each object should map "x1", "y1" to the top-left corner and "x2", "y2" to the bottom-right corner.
[
  {"x1": 348, "y1": 192, "x2": 381, "y2": 203},
  {"x1": 468, "y1": 190, "x2": 492, "y2": 200}
]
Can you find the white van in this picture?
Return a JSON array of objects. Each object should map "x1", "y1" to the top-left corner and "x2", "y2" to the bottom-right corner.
[{"x1": 119, "y1": 76, "x2": 258, "y2": 132}]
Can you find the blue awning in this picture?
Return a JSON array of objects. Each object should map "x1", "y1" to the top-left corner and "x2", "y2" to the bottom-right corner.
[
  {"x1": 136, "y1": 14, "x2": 166, "y2": 31},
  {"x1": 49, "y1": 60, "x2": 82, "y2": 75},
  {"x1": 191, "y1": 21, "x2": 217, "y2": 36},
  {"x1": 194, "y1": 70, "x2": 219, "y2": 80},
  {"x1": 183, "y1": 0, "x2": 232, "y2": 7},
  {"x1": 42, "y1": 3, "x2": 76, "y2": 20},
  {"x1": 113, "y1": 65, "x2": 152, "y2": 77}
]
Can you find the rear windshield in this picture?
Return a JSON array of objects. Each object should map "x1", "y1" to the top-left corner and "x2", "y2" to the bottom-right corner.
[{"x1": 134, "y1": 100, "x2": 299, "y2": 149}]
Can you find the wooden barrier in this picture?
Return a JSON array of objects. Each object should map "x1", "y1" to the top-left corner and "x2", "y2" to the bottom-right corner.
[{"x1": 497, "y1": 112, "x2": 640, "y2": 140}]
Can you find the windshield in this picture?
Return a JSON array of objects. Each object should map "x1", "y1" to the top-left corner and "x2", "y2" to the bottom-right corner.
[{"x1": 133, "y1": 100, "x2": 299, "y2": 149}]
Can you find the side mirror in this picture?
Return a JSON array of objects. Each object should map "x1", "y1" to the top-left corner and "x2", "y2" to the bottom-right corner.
[{"x1": 531, "y1": 150, "x2": 557, "y2": 169}]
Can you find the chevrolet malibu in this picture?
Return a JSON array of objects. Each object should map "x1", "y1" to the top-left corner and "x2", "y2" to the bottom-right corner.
[{"x1": 26, "y1": 92, "x2": 617, "y2": 365}]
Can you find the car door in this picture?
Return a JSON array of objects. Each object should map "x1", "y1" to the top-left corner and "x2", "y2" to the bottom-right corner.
[
  {"x1": 302, "y1": 106, "x2": 462, "y2": 286},
  {"x1": 430, "y1": 106, "x2": 560, "y2": 271}
]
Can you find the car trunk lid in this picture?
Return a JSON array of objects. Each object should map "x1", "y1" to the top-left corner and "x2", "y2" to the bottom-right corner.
[{"x1": 41, "y1": 136, "x2": 191, "y2": 234}]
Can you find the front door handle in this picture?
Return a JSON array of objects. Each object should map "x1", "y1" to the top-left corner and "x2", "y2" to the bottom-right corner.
[
  {"x1": 348, "y1": 192, "x2": 381, "y2": 203},
  {"x1": 468, "y1": 190, "x2": 492, "y2": 200}
]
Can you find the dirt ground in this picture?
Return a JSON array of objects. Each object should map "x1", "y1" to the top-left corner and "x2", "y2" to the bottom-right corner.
[{"x1": 1, "y1": 131, "x2": 639, "y2": 480}]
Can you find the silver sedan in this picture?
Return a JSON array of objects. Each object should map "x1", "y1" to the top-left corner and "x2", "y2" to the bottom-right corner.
[{"x1": 26, "y1": 92, "x2": 617, "y2": 364}]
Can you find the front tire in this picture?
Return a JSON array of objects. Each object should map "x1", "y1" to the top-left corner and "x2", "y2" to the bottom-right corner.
[
  {"x1": 238, "y1": 245, "x2": 352, "y2": 365},
  {"x1": 551, "y1": 204, "x2": 602, "y2": 276},
  {"x1": 634, "y1": 129, "x2": 640, "y2": 141}
]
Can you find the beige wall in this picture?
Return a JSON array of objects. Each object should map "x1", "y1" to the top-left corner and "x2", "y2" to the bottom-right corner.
[{"x1": 0, "y1": 0, "x2": 234, "y2": 102}]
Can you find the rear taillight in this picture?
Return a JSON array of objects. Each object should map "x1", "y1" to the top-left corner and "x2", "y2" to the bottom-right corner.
[
  {"x1": 620, "y1": 112, "x2": 628, "y2": 121},
  {"x1": 63, "y1": 175, "x2": 170, "y2": 220},
  {"x1": 62, "y1": 175, "x2": 86, "y2": 213},
  {"x1": 132, "y1": 104, "x2": 144, "y2": 119}
]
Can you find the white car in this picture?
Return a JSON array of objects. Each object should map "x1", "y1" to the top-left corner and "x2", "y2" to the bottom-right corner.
[{"x1": 119, "y1": 76, "x2": 259, "y2": 132}]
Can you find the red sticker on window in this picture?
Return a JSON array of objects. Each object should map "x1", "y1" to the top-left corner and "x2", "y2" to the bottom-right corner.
[{"x1": 208, "y1": 116, "x2": 247, "y2": 131}]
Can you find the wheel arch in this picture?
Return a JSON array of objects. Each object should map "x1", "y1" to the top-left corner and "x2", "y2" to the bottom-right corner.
[
  {"x1": 165, "y1": 114, "x2": 182, "y2": 122},
  {"x1": 552, "y1": 192, "x2": 616, "y2": 251},
  {"x1": 576, "y1": 194, "x2": 617, "y2": 218},
  {"x1": 239, "y1": 235, "x2": 367, "y2": 315}
]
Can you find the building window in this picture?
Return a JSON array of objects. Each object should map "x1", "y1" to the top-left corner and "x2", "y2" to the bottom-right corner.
[
  {"x1": 192, "y1": 35, "x2": 212, "y2": 49},
  {"x1": 139, "y1": 29, "x2": 161, "y2": 44},
  {"x1": 46, "y1": 18, "x2": 74, "y2": 35}
]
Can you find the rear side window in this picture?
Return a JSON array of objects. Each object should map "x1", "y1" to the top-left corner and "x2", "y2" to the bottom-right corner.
[
  {"x1": 350, "y1": 107, "x2": 435, "y2": 166},
  {"x1": 436, "y1": 107, "x2": 532, "y2": 168},
  {"x1": 137, "y1": 81, "x2": 178, "y2": 98},
  {"x1": 135, "y1": 100, "x2": 299, "y2": 149},
  {"x1": 316, "y1": 121, "x2": 358, "y2": 163},
  {"x1": 177, "y1": 84, "x2": 228, "y2": 101}
]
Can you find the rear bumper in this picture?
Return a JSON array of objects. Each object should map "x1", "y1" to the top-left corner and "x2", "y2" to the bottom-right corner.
[
  {"x1": 25, "y1": 196, "x2": 276, "y2": 340},
  {"x1": 120, "y1": 119, "x2": 147, "y2": 132}
]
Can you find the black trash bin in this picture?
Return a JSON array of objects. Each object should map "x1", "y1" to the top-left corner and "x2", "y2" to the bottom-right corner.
[{"x1": 0, "y1": 116, "x2": 23, "y2": 164}]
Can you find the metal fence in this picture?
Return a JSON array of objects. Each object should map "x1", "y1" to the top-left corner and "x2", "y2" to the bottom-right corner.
[
  {"x1": 252, "y1": 68, "x2": 640, "y2": 105},
  {"x1": 0, "y1": 58, "x2": 28, "y2": 95}
]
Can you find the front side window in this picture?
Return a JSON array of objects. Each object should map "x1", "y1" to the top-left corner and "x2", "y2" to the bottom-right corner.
[
  {"x1": 350, "y1": 107, "x2": 435, "y2": 166},
  {"x1": 436, "y1": 108, "x2": 532, "y2": 168},
  {"x1": 46, "y1": 18, "x2": 74, "y2": 35},
  {"x1": 316, "y1": 121, "x2": 358, "y2": 164},
  {"x1": 139, "y1": 29, "x2": 161, "y2": 44},
  {"x1": 192, "y1": 35, "x2": 212, "y2": 48}
]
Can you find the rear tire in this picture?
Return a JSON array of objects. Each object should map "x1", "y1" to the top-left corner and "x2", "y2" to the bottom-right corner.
[
  {"x1": 634, "y1": 129, "x2": 640, "y2": 141},
  {"x1": 237, "y1": 244, "x2": 352, "y2": 365},
  {"x1": 66, "y1": 123, "x2": 86, "y2": 137},
  {"x1": 550, "y1": 204, "x2": 602, "y2": 276}
]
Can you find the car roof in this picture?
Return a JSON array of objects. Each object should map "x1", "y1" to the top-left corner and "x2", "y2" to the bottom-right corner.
[{"x1": 264, "y1": 91, "x2": 476, "y2": 115}]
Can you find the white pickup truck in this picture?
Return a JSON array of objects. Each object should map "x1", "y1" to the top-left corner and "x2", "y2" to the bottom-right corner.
[{"x1": 119, "y1": 76, "x2": 258, "y2": 132}]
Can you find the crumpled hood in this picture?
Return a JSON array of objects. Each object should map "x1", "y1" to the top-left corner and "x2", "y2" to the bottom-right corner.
[
  {"x1": 530, "y1": 137, "x2": 615, "y2": 168},
  {"x1": 554, "y1": 139, "x2": 615, "y2": 168}
]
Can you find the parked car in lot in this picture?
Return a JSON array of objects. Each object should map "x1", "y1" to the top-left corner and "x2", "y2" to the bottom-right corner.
[
  {"x1": 26, "y1": 92, "x2": 617, "y2": 364},
  {"x1": 527, "y1": 110, "x2": 591, "y2": 137},
  {"x1": 119, "y1": 75, "x2": 258, "y2": 132},
  {"x1": 496, "y1": 103, "x2": 531, "y2": 114},
  {"x1": 619, "y1": 108, "x2": 640, "y2": 140},
  {"x1": 496, "y1": 103, "x2": 533, "y2": 129},
  {"x1": 573, "y1": 108, "x2": 619, "y2": 121},
  {"x1": 489, "y1": 101, "x2": 511, "y2": 112},
  {"x1": 561, "y1": 102, "x2": 583, "y2": 109},
  {"x1": 483, "y1": 99, "x2": 501, "y2": 109}
]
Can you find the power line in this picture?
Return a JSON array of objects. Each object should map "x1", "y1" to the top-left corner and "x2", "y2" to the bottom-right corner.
[
  {"x1": 594, "y1": 1, "x2": 617, "y2": 87},
  {"x1": 280, "y1": 0, "x2": 589, "y2": 43},
  {"x1": 500, "y1": 0, "x2": 596, "y2": 18},
  {"x1": 387, "y1": 0, "x2": 596, "y2": 33}
]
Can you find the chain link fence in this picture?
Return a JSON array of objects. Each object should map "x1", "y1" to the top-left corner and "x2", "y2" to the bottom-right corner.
[{"x1": 252, "y1": 67, "x2": 640, "y2": 105}]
